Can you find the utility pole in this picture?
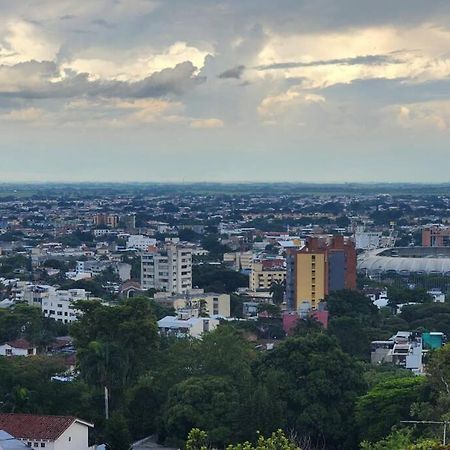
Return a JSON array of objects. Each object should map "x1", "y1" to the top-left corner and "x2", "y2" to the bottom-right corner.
[
  {"x1": 104, "y1": 386, "x2": 109, "y2": 420},
  {"x1": 401, "y1": 420, "x2": 450, "y2": 445}
]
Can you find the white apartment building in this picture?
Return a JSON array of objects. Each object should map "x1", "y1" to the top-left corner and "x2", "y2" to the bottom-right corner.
[
  {"x1": 42, "y1": 289, "x2": 91, "y2": 324},
  {"x1": 126, "y1": 234, "x2": 157, "y2": 251},
  {"x1": 141, "y1": 243, "x2": 192, "y2": 294},
  {"x1": 75, "y1": 260, "x2": 131, "y2": 281}
]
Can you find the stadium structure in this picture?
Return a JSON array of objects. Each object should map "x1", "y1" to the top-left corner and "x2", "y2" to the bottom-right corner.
[{"x1": 358, "y1": 247, "x2": 450, "y2": 276}]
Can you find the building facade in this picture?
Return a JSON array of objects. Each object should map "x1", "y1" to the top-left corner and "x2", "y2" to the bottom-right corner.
[
  {"x1": 41, "y1": 289, "x2": 91, "y2": 324},
  {"x1": 422, "y1": 226, "x2": 450, "y2": 247},
  {"x1": 286, "y1": 235, "x2": 357, "y2": 311},
  {"x1": 141, "y1": 243, "x2": 192, "y2": 293},
  {"x1": 249, "y1": 260, "x2": 286, "y2": 291}
]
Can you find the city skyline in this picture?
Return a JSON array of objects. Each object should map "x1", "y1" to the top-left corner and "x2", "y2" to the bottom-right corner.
[{"x1": 1, "y1": 0, "x2": 450, "y2": 182}]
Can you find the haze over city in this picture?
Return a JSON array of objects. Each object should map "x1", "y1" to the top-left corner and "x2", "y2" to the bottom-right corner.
[{"x1": 1, "y1": 0, "x2": 450, "y2": 182}]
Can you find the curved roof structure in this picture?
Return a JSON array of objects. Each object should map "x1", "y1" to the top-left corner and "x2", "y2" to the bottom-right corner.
[{"x1": 358, "y1": 247, "x2": 450, "y2": 275}]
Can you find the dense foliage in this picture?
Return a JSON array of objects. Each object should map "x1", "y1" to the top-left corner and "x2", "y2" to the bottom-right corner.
[{"x1": 3, "y1": 289, "x2": 450, "y2": 449}]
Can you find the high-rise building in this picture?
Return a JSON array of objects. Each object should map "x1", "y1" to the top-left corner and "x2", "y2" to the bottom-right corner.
[
  {"x1": 286, "y1": 235, "x2": 356, "y2": 311},
  {"x1": 92, "y1": 213, "x2": 119, "y2": 228},
  {"x1": 422, "y1": 226, "x2": 450, "y2": 247},
  {"x1": 141, "y1": 243, "x2": 192, "y2": 294}
]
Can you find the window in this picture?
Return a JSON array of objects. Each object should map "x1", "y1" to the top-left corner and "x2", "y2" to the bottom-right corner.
[{"x1": 41, "y1": 443, "x2": 46, "y2": 447}]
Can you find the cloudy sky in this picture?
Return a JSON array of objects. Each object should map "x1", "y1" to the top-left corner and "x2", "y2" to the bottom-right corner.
[{"x1": 1, "y1": 0, "x2": 450, "y2": 182}]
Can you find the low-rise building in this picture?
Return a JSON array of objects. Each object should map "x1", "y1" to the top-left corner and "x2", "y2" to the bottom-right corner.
[
  {"x1": 0, "y1": 339, "x2": 37, "y2": 357},
  {"x1": 154, "y1": 289, "x2": 231, "y2": 317},
  {"x1": 371, "y1": 331, "x2": 446, "y2": 375},
  {"x1": 0, "y1": 413, "x2": 94, "y2": 450},
  {"x1": 157, "y1": 316, "x2": 219, "y2": 338},
  {"x1": 126, "y1": 235, "x2": 157, "y2": 251}
]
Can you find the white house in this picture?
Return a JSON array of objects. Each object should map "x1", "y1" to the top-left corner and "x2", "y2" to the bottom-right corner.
[
  {"x1": 157, "y1": 316, "x2": 219, "y2": 338},
  {"x1": 0, "y1": 339, "x2": 37, "y2": 357},
  {"x1": 0, "y1": 414, "x2": 94, "y2": 450}
]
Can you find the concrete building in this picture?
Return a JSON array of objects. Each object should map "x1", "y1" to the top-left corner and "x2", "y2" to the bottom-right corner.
[
  {"x1": 141, "y1": 243, "x2": 192, "y2": 293},
  {"x1": 0, "y1": 414, "x2": 94, "y2": 450},
  {"x1": 75, "y1": 260, "x2": 131, "y2": 281},
  {"x1": 154, "y1": 289, "x2": 231, "y2": 317},
  {"x1": 157, "y1": 316, "x2": 219, "y2": 338},
  {"x1": 126, "y1": 235, "x2": 157, "y2": 251},
  {"x1": 223, "y1": 251, "x2": 253, "y2": 272},
  {"x1": 249, "y1": 260, "x2": 286, "y2": 291},
  {"x1": 41, "y1": 289, "x2": 91, "y2": 324},
  {"x1": 286, "y1": 235, "x2": 357, "y2": 311},
  {"x1": 92, "y1": 213, "x2": 119, "y2": 228},
  {"x1": 371, "y1": 331, "x2": 446, "y2": 375},
  {"x1": 354, "y1": 227, "x2": 382, "y2": 250},
  {"x1": 422, "y1": 226, "x2": 450, "y2": 247}
]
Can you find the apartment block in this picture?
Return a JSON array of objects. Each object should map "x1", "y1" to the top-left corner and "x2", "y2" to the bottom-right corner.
[
  {"x1": 223, "y1": 251, "x2": 253, "y2": 271},
  {"x1": 141, "y1": 242, "x2": 192, "y2": 294},
  {"x1": 286, "y1": 235, "x2": 356, "y2": 311},
  {"x1": 92, "y1": 213, "x2": 119, "y2": 228},
  {"x1": 422, "y1": 226, "x2": 450, "y2": 247},
  {"x1": 41, "y1": 288, "x2": 91, "y2": 323},
  {"x1": 249, "y1": 259, "x2": 286, "y2": 291}
]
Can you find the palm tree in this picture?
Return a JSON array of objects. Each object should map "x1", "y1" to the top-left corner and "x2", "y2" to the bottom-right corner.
[{"x1": 270, "y1": 280, "x2": 286, "y2": 305}]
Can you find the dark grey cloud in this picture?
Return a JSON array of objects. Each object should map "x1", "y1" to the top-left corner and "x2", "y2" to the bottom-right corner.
[
  {"x1": 0, "y1": 61, "x2": 205, "y2": 99},
  {"x1": 218, "y1": 65, "x2": 246, "y2": 79},
  {"x1": 256, "y1": 54, "x2": 402, "y2": 71},
  {"x1": 322, "y1": 77, "x2": 450, "y2": 107}
]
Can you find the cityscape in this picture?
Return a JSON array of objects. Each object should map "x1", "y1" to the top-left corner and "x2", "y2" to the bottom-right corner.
[{"x1": 1, "y1": 0, "x2": 450, "y2": 449}]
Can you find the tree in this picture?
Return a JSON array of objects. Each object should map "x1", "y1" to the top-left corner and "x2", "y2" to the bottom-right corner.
[
  {"x1": 104, "y1": 412, "x2": 132, "y2": 450},
  {"x1": 185, "y1": 428, "x2": 303, "y2": 450},
  {"x1": 360, "y1": 429, "x2": 442, "y2": 450},
  {"x1": 269, "y1": 280, "x2": 285, "y2": 305},
  {"x1": 255, "y1": 333, "x2": 366, "y2": 449},
  {"x1": 193, "y1": 265, "x2": 249, "y2": 293},
  {"x1": 163, "y1": 376, "x2": 241, "y2": 447},
  {"x1": 356, "y1": 376, "x2": 425, "y2": 442},
  {"x1": 71, "y1": 297, "x2": 159, "y2": 412}
]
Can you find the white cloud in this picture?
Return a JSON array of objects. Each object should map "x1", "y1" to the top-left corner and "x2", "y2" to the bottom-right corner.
[
  {"x1": 0, "y1": 21, "x2": 59, "y2": 66},
  {"x1": 0, "y1": 107, "x2": 47, "y2": 122},
  {"x1": 392, "y1": 100, "x2": 450, "y2": 131},
  {"x1": 255, "y1": 25, "x2": 450, "y2": 88},
  {"x1": 190, "y1": 118, "x2": 224, "y2": 128},
  {"x1": 258, "y1": 87, "x2": 325, "y2": 118},
  {"x1": 61, "y1": 42, "x2": 212, "y2": 82}
]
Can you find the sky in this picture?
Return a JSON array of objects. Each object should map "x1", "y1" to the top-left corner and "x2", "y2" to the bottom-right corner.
[{"x1": 1, "y1": 0, "x2": 450, "y2": 183}]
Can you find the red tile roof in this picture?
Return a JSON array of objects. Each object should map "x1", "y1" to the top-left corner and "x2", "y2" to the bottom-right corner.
[
  {"x1": 0, "y1": 414, "x2": 78, "y2": 441},
  {"x1": 4, "y1": 339, "x2": 34, "y2": 350}
]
